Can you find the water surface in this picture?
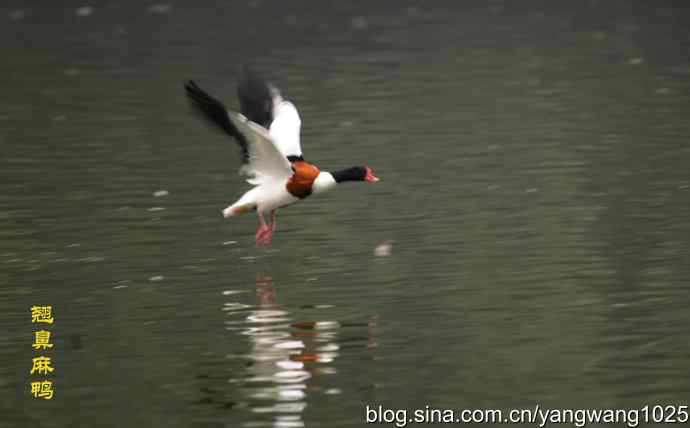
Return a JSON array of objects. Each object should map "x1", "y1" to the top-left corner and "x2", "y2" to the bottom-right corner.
[{"x1": 2, "y1": 1, "x2": 690, "y2": 427}]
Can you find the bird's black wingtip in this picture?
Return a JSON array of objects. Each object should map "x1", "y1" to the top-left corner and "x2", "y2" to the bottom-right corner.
[
  {"x1": 183, "y1": 77, "x2": 251, "y2": 165},
  {"x1": 184, "y1": 80, "x2": 199, "y2": 92}
]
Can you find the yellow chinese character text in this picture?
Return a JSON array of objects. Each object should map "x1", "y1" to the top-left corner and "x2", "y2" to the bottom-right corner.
[
  {"x1": 30, "y1": 380, "x2": 54, "y2": 399},
  {"x1": 31, "y1": 306, "x2": 54, "y2": 324},
  {"x1": 32, "y1": 330, "x2": 53, "y2": 350},
  {"x1": 30, "y1": 356, "x2": 54, "y2": 375}
]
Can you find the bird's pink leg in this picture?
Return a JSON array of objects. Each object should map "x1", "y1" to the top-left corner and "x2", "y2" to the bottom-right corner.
[
  {"x1": 269, "y1": 210, "x2": 277, "y2": 234},
  {"x1": 259, "y1": 210, "x2": 277, "y2": 245},
  {"x1": 255, "y1": 212, "x2": 271, "y2": 245},
  {"x1": 255, "y1": 210, "x2": 279, "y2": 245}
]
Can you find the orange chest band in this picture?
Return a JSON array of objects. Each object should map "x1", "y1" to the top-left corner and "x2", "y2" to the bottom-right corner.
[{"x1": 286, "y1": 161, "x2": 321, "y2": 199}]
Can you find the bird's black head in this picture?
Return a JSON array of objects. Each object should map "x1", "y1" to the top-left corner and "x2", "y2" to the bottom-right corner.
[{"x1": 331, "y1": 166, "x2": 380, "y2": 183}]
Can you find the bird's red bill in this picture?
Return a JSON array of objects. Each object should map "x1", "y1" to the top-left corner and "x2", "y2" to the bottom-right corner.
[{"x1": 365, "y1": 168, "x2": 380, "y2": 182}]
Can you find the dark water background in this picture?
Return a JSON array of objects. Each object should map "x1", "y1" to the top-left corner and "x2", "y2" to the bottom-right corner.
[{"x1": 2, "y1": 1, "x2": 690, "y2": 427}]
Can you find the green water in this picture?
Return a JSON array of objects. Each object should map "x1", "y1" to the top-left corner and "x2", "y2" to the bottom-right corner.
[{"x1": 2, "y1": 1, "x2": 690, "y2": 427}]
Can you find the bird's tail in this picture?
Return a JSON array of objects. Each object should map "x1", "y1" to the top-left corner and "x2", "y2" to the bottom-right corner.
[{"x1": 223, "y1": 203, "x2": 256, "y2": 218}]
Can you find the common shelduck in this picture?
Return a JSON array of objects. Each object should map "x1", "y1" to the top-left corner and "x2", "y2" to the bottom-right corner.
[{"x1": 184, "y1": 70, "x2": 379, "y2": 245}]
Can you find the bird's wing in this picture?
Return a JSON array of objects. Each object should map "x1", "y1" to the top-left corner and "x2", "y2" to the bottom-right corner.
[
  {"x1": 185, "y1": 80, "x2": 292, "y2": 184},
  {"x1": 269, "y1": 100, "x2": 303, "y2": 159},
  {"x1": 185, "y1": 80, "x2": 249, "y2": 163},
  {"x1": 237, "y1": 68, "x2": 274, "y2": 128},
  {"x1": 237, "y1": 68, "x2": 304, "y2": 159},
  {"x1": 227, "y1": 111, "x2": 293, "y2": 184}
]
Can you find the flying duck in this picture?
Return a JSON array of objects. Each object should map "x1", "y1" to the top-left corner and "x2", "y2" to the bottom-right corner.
[{"x1": 184, "y1": 70, "x2": 379, "y2": 245}]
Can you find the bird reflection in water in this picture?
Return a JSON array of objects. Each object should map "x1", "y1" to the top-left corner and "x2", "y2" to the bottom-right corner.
[{"x1": 226, "y1": 275, "x2": 341, "y2": 428}]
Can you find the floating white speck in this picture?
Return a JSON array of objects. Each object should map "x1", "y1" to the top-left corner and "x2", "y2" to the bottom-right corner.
[
  {"x1": 628, "y1": 57, "x2": 644, "y2": 65},
  {"x1": 222, "y1": 240, "x2": 237, "y2": 246},
  {"x1": 147, "y1": 4, "x2": 172, "y2": 14},
  {"x1": 75, "y1": 6, "x2": 94, "y2": 17},
  {"x1": 148, "y1": 207, "x2": 165, "y2": 212},
  {"x1": 374, "y1": 241, "x2": 393, "y2": 257},
  {"x1": 149, "y1": 275, "x2": 164, "y2": 282},
  {"x1": 153, "y1": 189, "x2": 169, "y2": 197},
  {"x1": 325, "y1": 388, "x2": 342, "y2": 395},
  {"x1": 525, "y1": 188, "x2": 538, "y2": 193}
]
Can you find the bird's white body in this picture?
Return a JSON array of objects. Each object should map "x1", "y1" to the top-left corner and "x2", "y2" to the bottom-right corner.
[
  {"x1": 223, "y1": 171, "x2": 336, "y2": 217},
  {"x1": 223, "y1": 178, "x2": 297, "y2": 216}
]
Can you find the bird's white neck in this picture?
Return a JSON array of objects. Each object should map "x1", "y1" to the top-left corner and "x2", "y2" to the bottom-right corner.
[{"x1": 312, "y1": 172, "x2": 337, "y2": 194}]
